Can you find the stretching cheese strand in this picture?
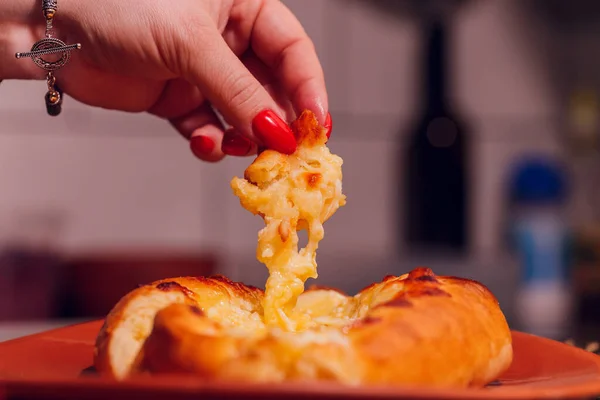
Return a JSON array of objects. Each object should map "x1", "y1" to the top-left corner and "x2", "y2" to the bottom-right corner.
[{"x1": 230, "y1": 110, "x2": 346, "y2": 331}]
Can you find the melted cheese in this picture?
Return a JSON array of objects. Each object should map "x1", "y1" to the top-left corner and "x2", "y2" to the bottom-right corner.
[{"x1": 231, "y1": 111, "x2": 346, "y2": 332}]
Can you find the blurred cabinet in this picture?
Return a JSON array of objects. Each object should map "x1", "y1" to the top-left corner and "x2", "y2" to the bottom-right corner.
[{"x1": 60, "y1": 250, "x2": 218, "y2": 318}]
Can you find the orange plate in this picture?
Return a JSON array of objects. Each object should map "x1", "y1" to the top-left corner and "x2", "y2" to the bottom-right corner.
[{"x1": 0, "y1": 321, "x2": 599, "y2": 400}]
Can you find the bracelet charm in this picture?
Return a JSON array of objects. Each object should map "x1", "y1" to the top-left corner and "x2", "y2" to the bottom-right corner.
[{"x1": 15, "y1": 0, "x2": 81, "y2": 117}]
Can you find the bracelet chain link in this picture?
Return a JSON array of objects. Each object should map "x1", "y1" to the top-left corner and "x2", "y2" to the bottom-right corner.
[{"x1": 15, "y1": 0, "x2": 81, "y2": 116}]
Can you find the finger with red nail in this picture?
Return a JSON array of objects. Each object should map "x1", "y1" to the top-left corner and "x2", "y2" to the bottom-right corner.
[
  {"x1": 166, "y1": 100, "x2": 226, "y2": 163},
  {"x1": 190, "y1": 136, "x2": 215, "y2": 159},
  {"x1": 252, "y1": 109, "x2": 297, "y2": 154},
  {"x1": 222, "y1": 129, "x2": 257, "y2": 157},
  {"x1": 178, "y1": 1, "x2": 327, "y2": 156}
]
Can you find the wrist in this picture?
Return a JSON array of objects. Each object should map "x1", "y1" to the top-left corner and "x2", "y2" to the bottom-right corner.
[
  {"x1": 1, "y1": 1, "x2": 39, "y2": 25},
  {"x1": 0, "y1": 0, "x2": 40, "y2": 80},
  {"x1": 0, "y1": 25, "x2": 45, "y2": 80},
  {"x1": 0, "y1": 0, "x2": 76, "y2": 80}
]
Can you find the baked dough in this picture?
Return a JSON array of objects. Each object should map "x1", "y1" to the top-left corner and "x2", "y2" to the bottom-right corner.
[
  {"x1": 94, "y1": 269, "x2": 513, "y2": 387},
  {"x1": 94, "y1": 110, "x2": 513, "y2": 387}
]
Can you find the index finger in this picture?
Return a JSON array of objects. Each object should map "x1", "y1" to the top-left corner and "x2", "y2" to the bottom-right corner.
[{"x1": 250, "y1": 1, "x2": 328, "y2": 124}]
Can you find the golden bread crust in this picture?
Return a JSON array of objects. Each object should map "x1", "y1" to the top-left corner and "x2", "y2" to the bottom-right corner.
[
  {"x1": 94, "y1": 275, "x2": 263, "y2": 379},
  {"x1": 95, "y1": 268, "x2": 512, "y2": 387}
]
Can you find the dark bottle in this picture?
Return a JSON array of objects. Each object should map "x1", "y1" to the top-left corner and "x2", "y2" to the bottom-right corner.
[{"x1": 401, "y1": 16, "x2": 470, "y2": 254}]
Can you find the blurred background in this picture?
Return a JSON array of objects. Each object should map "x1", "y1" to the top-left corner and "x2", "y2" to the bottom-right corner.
[{"x1": 1, "y1": 0, "x2": 600, "y2": 342}]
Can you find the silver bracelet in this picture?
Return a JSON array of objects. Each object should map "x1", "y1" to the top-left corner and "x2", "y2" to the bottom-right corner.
[{"x1": 15, "y1": 0, "x2": 81, "y2": 116}]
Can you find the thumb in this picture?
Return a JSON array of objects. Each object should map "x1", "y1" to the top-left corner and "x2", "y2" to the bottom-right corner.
[{"x1": 179, "y1": 27, "x2": 296, "y2": 154}]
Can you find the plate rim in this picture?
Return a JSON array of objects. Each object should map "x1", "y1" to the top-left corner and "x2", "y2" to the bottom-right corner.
[{"x1": 0, "y1": 321, "x2": 600, "y2": 399}]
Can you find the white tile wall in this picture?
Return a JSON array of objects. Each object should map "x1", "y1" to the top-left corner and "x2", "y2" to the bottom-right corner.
[
  {"x1": 0, "y1": 100, "x2": 209, "y2": 251},
  {"x1": 0, "y1": 1, "x2": 564, "y2": 298}
]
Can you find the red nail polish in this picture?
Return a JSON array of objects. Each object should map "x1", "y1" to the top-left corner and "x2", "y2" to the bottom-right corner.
[
  {"x1": 324, "y1": 112, "x2": 332, "y2": 139},
  {"x1": 222, "y1": 130, "x2": 252, "y2": 157},
  {"x1": 190, "y1": 135, "x2": 214, "y2": 159},
  {"x1": 252, "y1": 110, "x2": 297, "y2": 154}
]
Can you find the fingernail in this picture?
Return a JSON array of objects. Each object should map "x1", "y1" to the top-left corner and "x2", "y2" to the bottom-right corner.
[
  {"x1": 252, "y1": 109, "x2": 297, "y2": 154},
  {"x1": 190, "y1": 135, "x2": 214, "y2": 159},
  {"x1": 222, "y1": 129, "x2": 253, "y2": 157},
  {"x1": 324, "y1": 112, "x2": 332, "y2": 139}
]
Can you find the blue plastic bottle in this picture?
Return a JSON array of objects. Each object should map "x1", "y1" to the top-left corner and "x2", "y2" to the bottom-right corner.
[{"x1": 509, "y1": 156, "x2": 572, "y2": 339}]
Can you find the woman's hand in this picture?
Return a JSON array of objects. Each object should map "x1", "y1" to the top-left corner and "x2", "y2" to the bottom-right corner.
[{"x1": 2, "y1": 0, "x2": 331, "y2": 161}]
